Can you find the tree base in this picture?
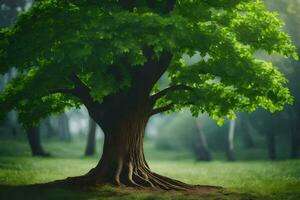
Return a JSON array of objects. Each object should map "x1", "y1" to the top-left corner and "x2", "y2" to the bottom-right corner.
[{"x1": 52, "y1": 168, "x2": 220, "y2": 192}]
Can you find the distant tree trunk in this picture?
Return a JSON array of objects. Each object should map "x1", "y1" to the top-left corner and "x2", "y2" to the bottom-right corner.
[
  {"x1": 44, "y1": 118, "x2": 57, "y2": 138},
  {"x1": 58, "y1": 114, "x2": 71, "y2": 141},
  {"x1": 290, "y1": 125, "x2": 299, "y2": 159},
  {"x1": 26, "y1": 126, "x2": 49, "y2": 157},
  {"x1": 194, "y1": 120, "x2": 211, "y2": 161},
  {"x1": 226, "y1": 120, "x2": 236, "y2": 161},
  {"x1": 7, "y1": 111, "x2": 20, "y2": 137},
  {"x1": 266, "y1": 131, "x2": 276, "y2": 160},
  {"x1": 85, "y1": 118, "x2": 97, "y2": 156},
  {"x1": 241, "y1": 120, "x2": 255, "y2": 148},
  {"x1": 1, "y1": 72, "x2": 21, "y2": 137}
]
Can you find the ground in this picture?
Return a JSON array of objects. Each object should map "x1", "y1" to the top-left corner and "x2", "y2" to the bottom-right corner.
[{"x1": 0, "y1": 137, "x2": 299, "y2": 200}]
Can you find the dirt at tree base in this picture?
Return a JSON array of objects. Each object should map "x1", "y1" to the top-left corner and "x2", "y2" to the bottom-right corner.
[{"x1": 0, "y1": 181, "x2": 257, "y2": 200}]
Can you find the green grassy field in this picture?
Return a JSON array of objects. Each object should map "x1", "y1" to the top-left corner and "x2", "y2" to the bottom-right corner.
[{"x1": 0, "y1": 137, "x2": 299, "y2": 200}]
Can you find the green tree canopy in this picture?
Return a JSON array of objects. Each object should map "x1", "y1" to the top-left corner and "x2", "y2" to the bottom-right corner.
[{"x1": 0, "y1": 0, "x2": 297, "y2": 127}]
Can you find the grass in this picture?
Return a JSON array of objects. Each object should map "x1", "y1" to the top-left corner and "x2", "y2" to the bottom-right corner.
[{"x1": 0, "y1": 137, "x2": 299, "y2": 200}]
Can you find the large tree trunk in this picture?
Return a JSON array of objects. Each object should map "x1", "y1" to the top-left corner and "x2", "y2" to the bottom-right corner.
[
  {"x1": 26, "y1": 126, "x2": 50, "y2": 157},
  {"x1": 194, "y1": 120, "x2": 211, "y2": 161},
  {"x1": 64, "y1": 108, "x2": 194, "y2": 190},
  {"x1": 85, "y1": 118, "x2": 97, "y2": 156},
  {"x1": 266, "y1": 131, "x2": 277, "y2": 160},
  {"x1": 6, "y1": 111, "x2": 21, "y2": 137},
  {"x1": 226, "y1": 120, "x2": 236, "y2": 161}
]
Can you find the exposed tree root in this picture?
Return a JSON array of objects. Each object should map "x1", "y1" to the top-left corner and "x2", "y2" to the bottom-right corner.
[
  {"x1": 49, "y1": 111, "x2": 221, "y2": 192},
  {"x1": 52, "y1": 164, "x2": 220, "y2": 192}
]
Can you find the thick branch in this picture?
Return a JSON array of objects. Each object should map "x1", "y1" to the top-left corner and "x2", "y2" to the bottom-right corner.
[
  {"x1": 135, "y1": 48, "x2": 172, "y2": 94},
  {"x1": 150, "y1": 103, "x2": 174, "y2": 116},
  {"x1": 150, "y1": 85, "x2": 193, "y2": 104},
  {"x1": 68, "y1": 72, "x2": 103, "y2": 121},
  {"x1": 69, "y1": 73, "x2": 91, "y2": 93}
]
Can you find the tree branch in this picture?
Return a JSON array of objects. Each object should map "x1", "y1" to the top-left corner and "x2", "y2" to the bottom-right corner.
[
  {"x1": 67, "y1": 72, "x2": 104, "y2": 121},
  {"x1": 68, "y1": 73, "x2": 93, "y2": 104},
  {"x1": 151, "y1": 103, "x2": 174, "y2": 116},
  {"x1": 47, "y1": 73, "x2": 92, "y2": 101},
  {"x1": 69, "y1": 72, "x2": 91, "y2": 93},
  {"x1": 136, "y1": 48, "x2": 173, "y2": 94},
  {"x1": 150, "y1": 85, "x2": 193, "y2": 104}
]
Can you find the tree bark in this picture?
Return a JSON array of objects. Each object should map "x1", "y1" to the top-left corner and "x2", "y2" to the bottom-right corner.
[
  {"x1": 226, "y1": 120, "x2": 236, "y2": 161},
  {"x1": 266, "y1": 131, "x2": 277, "y2": 160},
  {"x1": 194, "y1": 120, "x2": 211, "y2": 161},
  {"x1": 85, "y1": 118, "x2": 97, "y2": 156},
  {"x1": 26, "y1": 126, "x2": 50, "y2": 157},
  {"x1": 64, "y1": 107, "x2": 194, "y2": 190}
]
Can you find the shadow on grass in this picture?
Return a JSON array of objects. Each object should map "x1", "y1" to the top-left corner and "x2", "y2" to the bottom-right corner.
[
  {"x1": 0, "y1": 184, "x2": 99, "y2": 200},
  {"x1": 0, "y1": 182, "x2": 258, "y2": 200}
]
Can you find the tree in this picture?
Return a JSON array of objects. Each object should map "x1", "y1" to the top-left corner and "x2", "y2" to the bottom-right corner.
[
  {"x1": 0, "y1": 0, "x2": 27, "y2": 136},
  {"x1": 56, "y1": 113, "x2": 71, "y2": 141},
  {"x1": 226, "y1": 120, "x2": 236, "y2": 161},
  {"x1": 265, "y1": 0, "x2": 300, "y2": 159},
  {"x1": 0, "y1": 0, "x2": 51, "y2": 156},
  {"x1": 291, "y1": 125, "x2": 300, "y2": 158},
  {"x1": 238, "y1": 115, "x2": 255, "y2": 148},
  {"x1": 194, "y1": 119, "x2": 211, "y2": 161},
  {"x1": 0, "y1": 0, "x2": 297, "y2": 190},
  {"x1": 41, "y1": 117, "x2": 56, "y2": 138},
  {"x1": 246, "y1": 109, "x2": 280, "y2": 160},
  {"x1": 154, "y1": 113, "x2": 212, "y2": 160},
  {"x1": 26, "y1": 125, "x2": 50, "y2": 156}
]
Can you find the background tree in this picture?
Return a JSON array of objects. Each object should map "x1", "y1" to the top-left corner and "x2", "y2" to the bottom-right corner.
[
  {"x1": 155, "y1": 113, "x2": 212, "y2": 160},
  {"x1": 55, "y1": 113, "x2": 72, "y2": 141},
  {"x1": 194, "y1": 119, "x2": 211, "y2": 161},
  {"x1": 0, "y1": 0, "x2": 28, "y2": 137},
  {"x1": 233, "y1": 0, "x2": 300, "y2": 160},
  {"x1": 226, "y1": 120, "x2": 236, "y2": 161},
  {"x1": 26, "y1": 125, "x2": 50, "y2": 156},
  {"x1": 41, "y1": 117, "x2": 56, "y2": 138},
  {"x1": 237, "y1": 114, "x2": 255, "y2": 149},
  {"x1": 85, "y1": 118, "x2": 97, "y2": 156},
  {"x1": 266, "y1": 0, "x2": 300, "y2": 159},
  {"x1": 0, "y1": 0, "x2": 297, "y2": 189},
  {"x1": 0, "y1": 0, "x2": 52, "y2": 156}
]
